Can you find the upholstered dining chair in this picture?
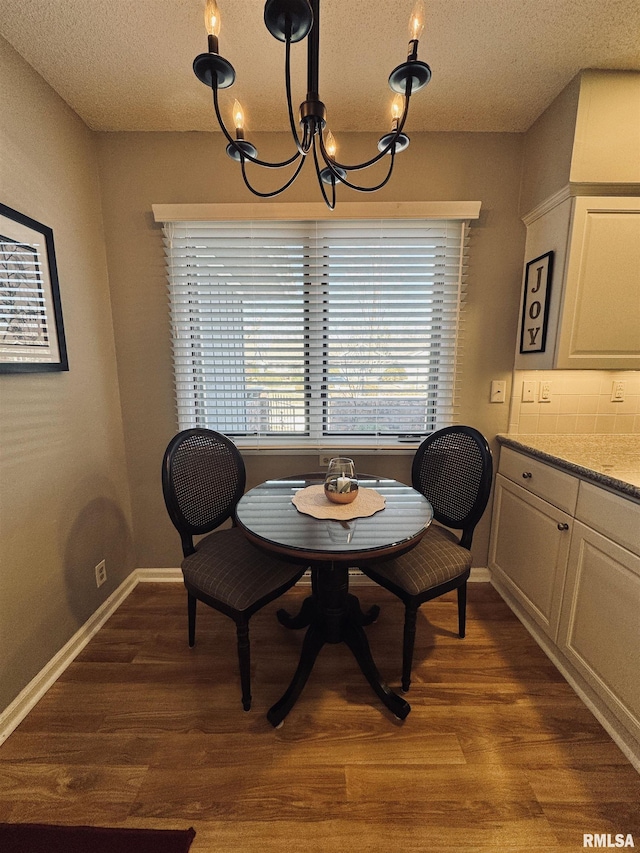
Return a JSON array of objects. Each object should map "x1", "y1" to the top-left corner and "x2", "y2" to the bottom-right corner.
[
  {"x1": 162, "y1": 428, "x2": 306, "y2": 711},
  {"x1": 359, "y1": 425, "x2": 493, "y2": 693}
]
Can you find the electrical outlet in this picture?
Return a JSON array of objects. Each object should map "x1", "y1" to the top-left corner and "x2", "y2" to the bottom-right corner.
[
  {"x1": 95, "y1": 559, "x2": 107, "y2": 588},
  {"x1": 611, "y1": 380, "x2": 626, "y2": 402},
  {"x1": 319, "y1": 454, "x2": 334, "y2": 467},
  {"x1": 522, "y1": 380, "x2": 536, "y2": 403},
  {"x1": 539, "y1": 380, "x2": 552, "y2": 402}
]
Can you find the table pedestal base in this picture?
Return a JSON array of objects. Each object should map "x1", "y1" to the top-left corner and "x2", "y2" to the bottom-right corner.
[{"x1": 267, "y1": 562, "x2": 411, "y2": 727}]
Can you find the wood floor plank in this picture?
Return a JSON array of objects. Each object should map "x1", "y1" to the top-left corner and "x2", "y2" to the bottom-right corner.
[
  {"x1": 525, "y1": 765, "x2": 640, "y2": 804},
  {"x1": 129, "y1": 765, "x2": 346, "y2": 820},
  {"x1": 458, "y1": 732, "x2": 633, "y2": 767},
  {"x1": 541, "y1": 802, "x2": 640, "y2": 842},
  {"x1": 346, "y1": 763, "x2": 540, "y2": 802},
  {"x1": 0, "y1": 763, "x2": 148, "y2": 823},
  {"x1": 0, "y1": 581, "x2": 636, "y2": 852},
  {"x1": 0, "y1": 733, "x2": 158, "y2": 766},
  {"x1": 275, "y1": 728, "x2": 466, "y2": 765}
]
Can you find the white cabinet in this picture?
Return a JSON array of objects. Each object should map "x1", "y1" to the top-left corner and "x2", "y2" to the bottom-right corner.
[
  {"x1": 516, "y1": 194, "x2": 640, "y2": 370},
  {"x1": 557, "y1": 493, "x2": 640, "y2": 744},
  {"x1": 490, "y1": 445, "x2": 640, "y2": 763},
  {"x1": 489, "y1": 449, "x2": 577, "y2": 640}
]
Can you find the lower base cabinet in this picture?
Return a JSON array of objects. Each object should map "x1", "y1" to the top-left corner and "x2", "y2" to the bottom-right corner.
[{"x1": 558, "y1": 521, "x2": 640, "y2": 741}]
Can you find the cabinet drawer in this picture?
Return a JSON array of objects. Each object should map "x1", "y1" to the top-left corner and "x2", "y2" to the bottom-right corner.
[
  {"x1": 576, "y1": 481, "x2": 640, "y2": 557},
  {"x1": 498, "y1": 446, "x2": 579, "y2": 514}
]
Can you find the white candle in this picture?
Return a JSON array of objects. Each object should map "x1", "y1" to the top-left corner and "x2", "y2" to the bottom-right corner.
[{"x1": 337, "y1": 476, "x2": 351, "y2": 493}]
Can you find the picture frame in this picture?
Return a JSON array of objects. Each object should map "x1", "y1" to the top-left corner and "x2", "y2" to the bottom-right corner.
[
  {"x1": 519, "y1": 250, "x2": 554, "y2": 354},
  {"x1": 0, "y1": 202, "x2": 68, "y2": 372}
]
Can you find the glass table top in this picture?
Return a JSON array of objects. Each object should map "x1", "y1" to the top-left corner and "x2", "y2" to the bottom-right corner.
[{"x1": 235, "y1": 473, "x2": 433, "y2": 561}]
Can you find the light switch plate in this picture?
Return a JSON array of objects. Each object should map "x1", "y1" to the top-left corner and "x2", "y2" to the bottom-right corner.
[
  {"x1": 490, "y1": 380, "x2": 506, "y2": 403},
  {"x1": 522, "y1": 380, "x2": 536, "y2": 402}
]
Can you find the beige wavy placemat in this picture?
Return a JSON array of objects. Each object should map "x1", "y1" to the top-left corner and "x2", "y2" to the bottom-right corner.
[{"x1": 292, "y1": 484, "x2": 386, "y2": 520}]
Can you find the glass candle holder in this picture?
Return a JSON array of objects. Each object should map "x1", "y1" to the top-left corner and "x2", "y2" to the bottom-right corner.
[{"x1": 324, "y1": 457, "x2": 359, "y2": 504}]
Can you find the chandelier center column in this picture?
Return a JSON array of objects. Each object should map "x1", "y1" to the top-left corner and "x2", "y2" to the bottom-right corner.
[{"x1": 300, "y1": 0, "x2": 326, "y2": 131}]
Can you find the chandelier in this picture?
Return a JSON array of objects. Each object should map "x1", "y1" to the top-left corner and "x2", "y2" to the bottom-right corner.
[{"x1": 193, "y1": 0, "x2": 431, "y2": 209}]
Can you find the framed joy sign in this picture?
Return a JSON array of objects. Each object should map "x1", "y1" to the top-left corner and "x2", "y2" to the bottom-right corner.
[
  {"x1": 519, "y1": 250, "x2": 554, "y2": 354},
  {"x1": 0, "y1": 203, "x2": 68, "y2": 373}
]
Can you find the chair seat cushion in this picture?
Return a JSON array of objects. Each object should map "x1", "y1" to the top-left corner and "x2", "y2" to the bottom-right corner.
[
  {"x1": 182, "y1": 528, "x2": 303, "y2": 612},
  {"x1": 366, "y1": 524, "x2": 471, "y2": 596}
]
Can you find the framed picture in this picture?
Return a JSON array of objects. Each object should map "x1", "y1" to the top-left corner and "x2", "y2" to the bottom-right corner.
[
  {"x1": 519, "y1": 250, "x2": 554, "y2": 354},
  {"x1": 0, "y1": 203, "x2": 68, "y2": 373}
]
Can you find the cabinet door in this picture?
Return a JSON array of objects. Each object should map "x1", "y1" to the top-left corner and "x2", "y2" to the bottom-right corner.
[
  {"x1": 489, "y1": 474, "x2": 573, "y2": 640},
  {"x1": 556, "y1": 196, "x2": 640, "y2": 369},
  {"x1": 558, "y1": 521, "x2": 640, "y2": 742}
]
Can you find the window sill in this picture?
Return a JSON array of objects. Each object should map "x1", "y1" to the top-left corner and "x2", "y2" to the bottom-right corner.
[{"x1": 234, "y1": 438, "x2": 423, "y2": 456}]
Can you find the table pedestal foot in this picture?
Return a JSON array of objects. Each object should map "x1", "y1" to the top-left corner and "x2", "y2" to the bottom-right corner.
[
  {"x1": 276, "y1": 595, "x2": 315, "y2": 630},
  {"x1": 348, "y1": 594, "x2": 380, "y2": 626},
  {"x1": 268, "y1": 563, "x2": 410, "y2": 727},
  {"x1": 267, "y1": 623, "x2": 324, "y2": 728},
  {"x1": 343, "y1": 620, "x2": 410, "y2": 720}
]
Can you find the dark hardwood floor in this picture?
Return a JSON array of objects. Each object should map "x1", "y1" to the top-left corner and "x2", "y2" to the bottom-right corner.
[{"x1": 1, "y1": 581, "x2": 638, "y2": 851}]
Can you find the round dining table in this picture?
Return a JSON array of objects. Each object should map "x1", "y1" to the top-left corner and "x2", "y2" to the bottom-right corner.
[{"x1": 235, "y1": 473, "x2": 433, "y2": 727}]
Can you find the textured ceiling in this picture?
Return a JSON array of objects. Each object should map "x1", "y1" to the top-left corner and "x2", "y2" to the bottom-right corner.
[{"x1": 1, "y1": 0, "x2": 640, "y2": 134}]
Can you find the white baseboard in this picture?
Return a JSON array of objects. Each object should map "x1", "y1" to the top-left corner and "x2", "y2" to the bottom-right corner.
[
  {"x1": 137, "y1": 567, "x2": 183, "y2": 582},
  {"x1": 470, "y1": 566, "x2": 491, "y2": 582}
]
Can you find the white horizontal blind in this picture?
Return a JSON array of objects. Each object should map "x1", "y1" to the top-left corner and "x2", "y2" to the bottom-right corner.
[{"x1": 163, "y1": 218, "x2": 469, "y2": 443}]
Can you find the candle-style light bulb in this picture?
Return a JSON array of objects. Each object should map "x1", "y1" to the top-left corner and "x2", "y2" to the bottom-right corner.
[
  {"x1": 226, "y1": 98, "x2": 256, "y2": 160},
  {"x1": 408, "y1": 0, "x2": 425, "y2": 42},
  {"x1": 232, "y1": 99, "x2": 245, "y2": 132},
  {"x1": 204, "y1": 0, "x2": 221, "y2": 37},
  {"x1": 391, "y1": 94, "x2": 404, "y2": 128},
  {"x1": 325, "y1": 130, "x2": 337, "y2": 159}
]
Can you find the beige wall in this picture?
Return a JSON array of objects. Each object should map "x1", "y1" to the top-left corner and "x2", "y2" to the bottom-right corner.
[
  {"x1": 0, "y1": 38, "x2": 134, "y2": 712},
  {"x1": 519, "y1": 73, "x2": 580, "y2": 216},
  {"x1": 96, "y1": 129, "x2": 526, "y2": 570}
]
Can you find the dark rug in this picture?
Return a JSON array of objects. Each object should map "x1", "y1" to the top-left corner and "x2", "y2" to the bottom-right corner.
[{"x1": 0, "y1": 823, "x2": 196, "y2": 853}]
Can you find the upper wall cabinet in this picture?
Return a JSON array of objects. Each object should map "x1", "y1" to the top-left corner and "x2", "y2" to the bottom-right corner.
[{"x1": 515, "y1": 194, "x2": 640, "y2": 370}]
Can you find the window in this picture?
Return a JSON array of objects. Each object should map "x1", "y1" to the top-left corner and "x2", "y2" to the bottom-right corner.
[{"x1": 161, "y1": 216, "x2": 471, "y2": 447}]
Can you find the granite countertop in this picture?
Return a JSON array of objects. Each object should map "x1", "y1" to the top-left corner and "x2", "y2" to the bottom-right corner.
[{"x1": 496, "y1": 434, "x2": 640, "y2": 502}]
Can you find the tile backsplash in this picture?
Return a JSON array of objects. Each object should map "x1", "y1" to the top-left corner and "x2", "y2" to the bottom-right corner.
[{"x1": 508, "y1": 370, "x2": 640, "y2": 435}]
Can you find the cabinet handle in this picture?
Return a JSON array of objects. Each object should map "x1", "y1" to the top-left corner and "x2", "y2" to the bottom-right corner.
[
  {"x1": 557, "y1": 522, "x2": 569, "y2": 531},
  {"x1": 522, "y1": 472, "x2": 532, "y2": 479}
]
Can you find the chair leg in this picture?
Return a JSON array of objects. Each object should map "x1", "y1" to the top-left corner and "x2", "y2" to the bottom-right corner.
[
  {"x1": 401, "y1": 603, "x2": 418, "y2": 694},
  {"x1": 457, "y1": 581, "x2": 467, "y2": 639},
  {"x1": 236, "y1": 618, "x2": 252, "y2": 712},
  {"x1": 187, "y1": 592, "x2": 196, "y2": 648}
]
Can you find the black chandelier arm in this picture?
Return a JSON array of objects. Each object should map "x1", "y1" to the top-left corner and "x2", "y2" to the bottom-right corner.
[
  {"x1": 317, "y1": 90, "x2": 411, "y2": 172},
  {"x1": 324, "y1": 144, "x2": 397, "y2": 194},
  {"x1": 212, "y1": 85, "x2": 301, "y2": 169},
  {"x1": 285, "y1": 37, "x2": 312, "y2": 155},
  {"x1": 311, "y1": 136, "x2": 337, "y2": 210},
  {"x1": 239, "y1": 149, "x2": 307, "y2": 198}
]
